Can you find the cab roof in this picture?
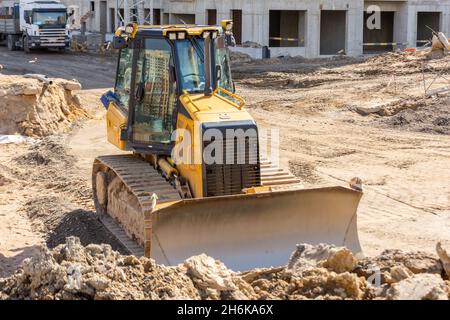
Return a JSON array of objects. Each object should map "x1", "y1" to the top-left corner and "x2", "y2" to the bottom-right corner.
[{"x1": 136, "y1": 24, "x2": 222, "y2": 37}]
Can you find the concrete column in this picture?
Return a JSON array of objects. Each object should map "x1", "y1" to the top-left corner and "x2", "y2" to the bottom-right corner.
[
  {"x1": 94, "y1": 0, "x2": 101, "y2": 32},
  {"x1": 260, "y1": 11, "x2": 270, "y2": 46},
  {"x1": 106, "y1": 5, "x2": 112, "y2": 33},
  {"x1": 406, "y1": 6, "x2": 417, "y2": 47},
  {"x1": 242, "y1": 13, "x2": 265, "y2": 45},
  {"x1": 216, "y1": 0, "x2": 230, "y2": 23},
  {"x1": 442, "y1": 10, "x2": 450, "y2": 36},
  {"x1": 347, "y1": 4, "x2": 364, "y2": 56},
  {"x1": 305, "y1": 7, "x2": 320, "y2": 58},
  {"x1": 241, "y1": 12, "x2": 251, "y2": 43},
  {"x1": 195, "y1": 0, "x2": 206, "y2": 25},
  {"x1": 393, "y1": 3, "x2": 413, "y2": 47},
  {"x1": 195, "y1": 13, "x2": 206, "y2": 25}
]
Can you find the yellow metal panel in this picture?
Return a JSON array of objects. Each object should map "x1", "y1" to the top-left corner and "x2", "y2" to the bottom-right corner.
[
  {"x1": 149, "y1": 186, "x2": 363, "y2": 270},
  {"x1": 174, "y1": 90, "x2": 255, "y2": 198},
  {"x1": 106, "y1": 103, "x2": 128, "y2": 150},
  {"x1": 179, "y1": 91, "x2": 254, "y2": 124},
  {"x1": 173, "y1": 112, "x2": 203, "y2": 198}
]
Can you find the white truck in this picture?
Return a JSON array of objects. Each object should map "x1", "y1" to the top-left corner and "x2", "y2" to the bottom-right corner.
[{"x1": 0, "y1": 0, "x2": 70, "y2": 52}]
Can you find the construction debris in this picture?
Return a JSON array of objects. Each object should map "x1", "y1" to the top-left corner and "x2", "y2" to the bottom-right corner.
[
  {"x1": 287, "y1": 243, "x2": 357, "y2": 274},
  {"x1": 0, "y1": 75, "x2": 88, "y2": 137},
  {"x1": 1, "y1": 239, "x2": 449, "y2": 300},
  {"x1": 387, "y1": 274, "x2": 448, "y2": 300},
  {"x1": 419, "y1": 32, "x2": 450, "y2": 59},
  {"x1": 0, "y1": 135, "x2": 35, "y2": 145}
]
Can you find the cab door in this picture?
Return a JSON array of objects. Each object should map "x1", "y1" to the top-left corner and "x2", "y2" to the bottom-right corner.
[{"x1": 129, "y1": 37, "x2": 177, "y2": 154}]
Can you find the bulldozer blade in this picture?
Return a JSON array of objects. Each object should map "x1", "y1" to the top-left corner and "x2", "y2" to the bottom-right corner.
[{"x1": 149, "y1": 186, "x2": 362, "y2": 271}]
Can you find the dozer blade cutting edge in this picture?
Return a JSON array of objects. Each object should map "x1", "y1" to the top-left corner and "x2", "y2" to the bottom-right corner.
[{"x1": 148, "y1": 186, "x2": 362, "y2": 271}]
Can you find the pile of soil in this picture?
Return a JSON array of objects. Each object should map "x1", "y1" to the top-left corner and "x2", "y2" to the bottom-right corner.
[
  {"x1": 13, "y1": 137, "x2": 91, "y2": 206},
  {"x1": 376, "y1": 96, "x2": 450, "y2": 135},
  {"x1": 229, "y1": 51, "x2": 253, "y2": 64},
  {"x1": 10, "y1": 136, "x2": 126, "y2": 253},
  {"x1": 1, "y1": 239, "x2": 448, "y2": 300},
  {"x1": 0, "y1": 75, "x2": 88, "y2": 137}
]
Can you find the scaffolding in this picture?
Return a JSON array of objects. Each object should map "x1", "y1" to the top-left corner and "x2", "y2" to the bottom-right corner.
[{"x1": 116, "y1": 0, "x2": 154, "y2": 26}]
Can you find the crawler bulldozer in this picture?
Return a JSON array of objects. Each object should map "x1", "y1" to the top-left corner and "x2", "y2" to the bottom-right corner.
[{"x1": 93, "y1": 22, "x2": 363, "y2": 271}]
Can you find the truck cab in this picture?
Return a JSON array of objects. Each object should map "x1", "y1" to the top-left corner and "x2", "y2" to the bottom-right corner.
[
  {"x1": 19, "y1": 0, "x2": 70, "y2": 51},
  {"x1": 0, "y1": 0, "x2": 70, "y2": 52}
]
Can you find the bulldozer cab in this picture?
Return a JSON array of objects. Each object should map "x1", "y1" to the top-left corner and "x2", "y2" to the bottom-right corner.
[{"x1": 111, "y1": 23, "x2": 234, "y2": 155}]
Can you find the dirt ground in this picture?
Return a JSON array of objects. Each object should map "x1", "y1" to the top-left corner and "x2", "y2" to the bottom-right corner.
[
  {"x1": 0, "y1": 48, "x2": 449, "y2": 280},
  {"x1": 233, "y1": 53, "x2": 450, "y2": 258},
  {"x1": 0, "y1": 47, "x2": 115, "y2": 89}
]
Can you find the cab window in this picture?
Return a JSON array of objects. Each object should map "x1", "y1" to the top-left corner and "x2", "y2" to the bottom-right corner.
[
  {"x1": 215, "y1": 36, "x2": 233, "y2": 92},
  {"x1": 175, "y1": 38, "x2": 206, "y2": 93},
  {"x1": 132, "y1": 38, "x2": 177, "y2": 145},
  {"x1": 115, "y1": 48, "x2": 133, "y2": 110}
]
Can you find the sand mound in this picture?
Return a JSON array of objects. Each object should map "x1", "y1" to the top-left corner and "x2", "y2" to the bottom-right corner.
[
  {"x1": 7, "y1": 137, "x2": 127, "y2": 253},
  {"x1": 0, "y1": 75, "x2": 88, "y2": 137},
  {"x1": 1, "y1": 239, "x2": 449, "y2": 300}
]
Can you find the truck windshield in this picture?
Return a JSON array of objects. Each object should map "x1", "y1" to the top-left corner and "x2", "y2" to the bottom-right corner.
[
  {"x1": 175, "y1": 38, "x2": 205, "y2": 93},
  {"x1": 33, "y1": 11, "x2": 67, "y2": 26}
]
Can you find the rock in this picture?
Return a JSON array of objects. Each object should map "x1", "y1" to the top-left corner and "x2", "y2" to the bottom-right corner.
[
  {"x1": 320, "y1": 247, "x2": 357, "y2": 273},
  {"x1": 62, "y1": 80, "x2": 82, "y2": 91},
  {"x1": 288, "y1": 243, "x2": 357, "y2": 273},
  {"x1": 387, "y1": 274, "x2": 448, "y2": 300},
  {"x1": 356, "y1": 104, "x2": 383, "y2": 115},
  {"x1": 184, "y1": 254, "x2": 235, "y2": 291},
  {"x1": 288, "y1": 243, "x2": 335, "y2": 272},
  {"x1": 21, "y1": 85, "x2": 41, "y2": 95},
  {"x1": 60, "y1": 236, "x2": 87, "y2": 263},
  {"x1": 389, "y1": 266, "x2": 413, "y2": 283},
  {"x1": 436, "y1": 242, "x2": 450, "y2": 278},
  {"x1": 85, "y1": 275, "x2": 110, "y2": 291},
  {"x1": 122, "y1": 255, "x2": 141, "y2": 267}
]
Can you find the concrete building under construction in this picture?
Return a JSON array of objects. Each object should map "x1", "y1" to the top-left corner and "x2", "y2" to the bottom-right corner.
[{"x1": 61, "y1": 0, "x2": 450, "y2": 58}]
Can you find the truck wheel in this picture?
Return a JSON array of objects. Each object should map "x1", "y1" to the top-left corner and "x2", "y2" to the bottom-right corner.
[
  {"x1": 23, "y1": 37, "x2": 31, "y2": 53},
  {"x1": 7, "y1": 35, "x2": 17, "y2": 51}
]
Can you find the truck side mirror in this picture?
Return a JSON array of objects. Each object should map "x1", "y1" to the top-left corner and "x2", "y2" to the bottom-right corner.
[{"x1": 112, "y1": 36, "x2": 127, "y2": 49}]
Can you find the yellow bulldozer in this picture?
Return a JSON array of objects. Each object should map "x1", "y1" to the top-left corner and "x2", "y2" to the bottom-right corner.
[{"x1": 93, "y1": 22, "x2": 362, "y2": 270}]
